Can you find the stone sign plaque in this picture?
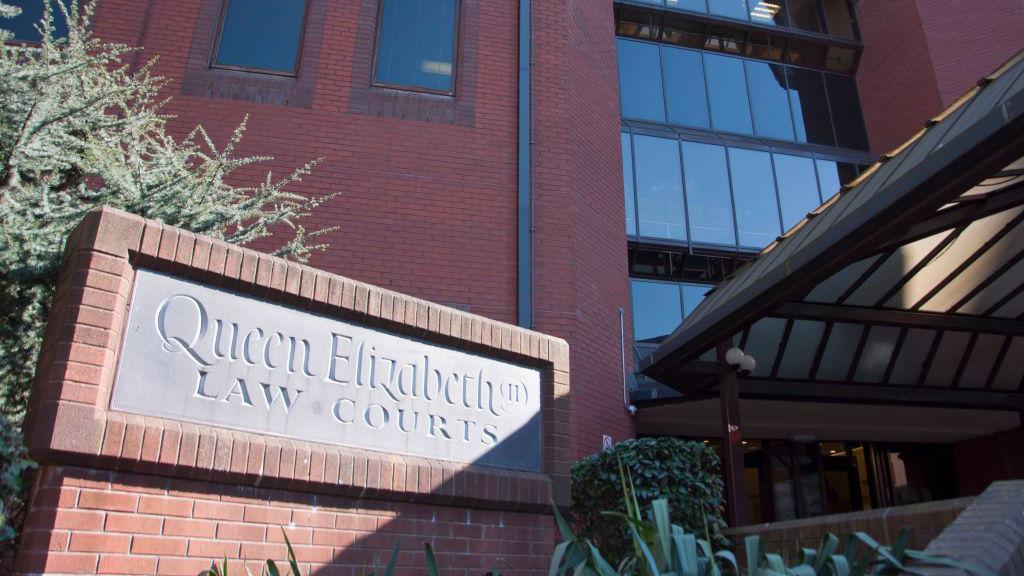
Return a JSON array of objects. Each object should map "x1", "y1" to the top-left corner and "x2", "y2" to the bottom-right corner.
[{"x1": 112, "y1": 269, "x2": 542, "y2": 471}]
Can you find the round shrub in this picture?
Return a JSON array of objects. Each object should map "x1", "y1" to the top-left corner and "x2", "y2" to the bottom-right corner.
[{"x1": 571, "y1": 437, "x2": 727, "y2": 561}]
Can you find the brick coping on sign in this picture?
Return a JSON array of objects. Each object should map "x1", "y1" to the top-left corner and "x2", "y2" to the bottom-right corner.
[{"x1": 23, "y1": 206, "x2": 571, "y2": 513}]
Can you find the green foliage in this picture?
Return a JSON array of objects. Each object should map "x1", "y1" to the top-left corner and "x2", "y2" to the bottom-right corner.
[
  {"x1": 0, "y1": 413, "x2": 35, "y2": 544},
  {"x1": 0, "y1": 0, "x2": 334, "y2": 548},
  {"x1": 552, "y1": 494, "x2": 997, "y2": 576},
  {"x1": 572, "y1": 437, "x2": 726, "y2": 562}
]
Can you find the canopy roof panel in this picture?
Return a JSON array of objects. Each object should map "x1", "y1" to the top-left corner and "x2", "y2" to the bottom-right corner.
[{"x1": 641, "y1": 50, "x2": 1024, "y2": 410}]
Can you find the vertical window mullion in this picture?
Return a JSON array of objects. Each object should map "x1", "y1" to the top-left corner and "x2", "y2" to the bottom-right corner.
[
  {"x1": 700, "y1": 52, "x2": 716, "y2": 133},
  {"x1": 820, "y1": 70, "x2": 842, "y2": 149},
  {"x1": 721, "y1": 144, "x2": 742, "y2": 251},
  {"x1": 658, "y1": 46, "x2": 671, "y2": 124},
  {"x1": 677, "y1": 137, "x2": 693, "y2": 251},
  {"x1": 768, "y1": 153, "x2": 786, "y2": 235},
  {"x1": 810, "y1": 153, "x2": 825, "y2": 204},
  {"x1": 622, "y1": 130, "x2": 638, "y2": 237}
]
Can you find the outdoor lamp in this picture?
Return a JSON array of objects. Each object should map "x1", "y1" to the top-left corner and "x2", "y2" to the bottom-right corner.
[
  {"x1": 738, "y1": 353, "x2": 756, "y2": 375},
  {"x1": 725, "y1": 347, "x2": 756, "y2": 375},
  {"x1": 724, "y1": 347, "x2": 745, "y2": 366}
]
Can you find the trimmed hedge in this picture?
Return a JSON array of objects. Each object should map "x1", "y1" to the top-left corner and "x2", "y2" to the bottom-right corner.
[{"x1": 571, "y1": 437, "x2": 727, "y2": 562}]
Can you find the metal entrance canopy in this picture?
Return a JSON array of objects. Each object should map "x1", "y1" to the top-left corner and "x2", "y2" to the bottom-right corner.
[{"x1": 641, "y1": 50, "x2": 1024, "y2": 413}]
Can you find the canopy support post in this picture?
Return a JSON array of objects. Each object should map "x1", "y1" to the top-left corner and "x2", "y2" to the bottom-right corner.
[{"x1": 717, "y1": 343, "x2": 749, "y2": 527}]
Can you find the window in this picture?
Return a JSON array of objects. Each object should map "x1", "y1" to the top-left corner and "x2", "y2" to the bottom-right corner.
[
  {"x1": 746, "y1": 60, "x2": 794, "y2": 140},
  {"x1": 6, "y1": 0, "x2": 69, "y2": 43},
  {"x1": 618, "y1": 39, "x2": 665, "y2": 122},
  {"x1": 214, "y1": 0, "x2": 307, "y2": 74},
  {"x1": 615, "y1": 39, "x2": 869, "y2": 151},
  {"x1": 815, "y1": 159, "x2": 857, "y2": 199},
  {"x1": 748, "y1": 0, "x2": 788, "y2": 26},
  {"x1": 683, "y1": 141, "x2": 736, "y2": 246},
  {"x1": 774, "y1": 154, "x2": 820, "y2": 229},
  {"x1": 825, "y1": 74, "x2": 870, "y2": 150},
  {"x1": 625, "y1": 134, "x2": 865, "y2": 252},
  {"x1": 662, "y1": 46, "x2": 710, "y2": 128},
  {"x1": 623, "y1": 133, "x2": 637, "y2": 235},
  {"x1": 821, "y1": 0, "x2": 856, "y2": 39},
  {"x1": 729, "y1": 148, "x2": 781, "y2": 248},
  {"x1": 786, "y1": 67, "x2": 835, "y2": 146},
  {"x1": 374, "y1": 0, "x2": 459, "y2": 93},
  {"x1": 787, "y1": 0, "x2": 823, "y2": 33},
  {"x1": 632, "y1": 281, "x2": 684, "y2": 344},
  {"x1": 634, "y1": 135, "x2": 686, "y2": 240},
  {"x1": 631, "y1": 280, "x2": 711, "y2": 343},
  {"x1": 668, "y1": 0, "x2": 709, "y2": 12},
  {"x1": 705, "y1": 53, "x2": 753, "y2": 134},
  {"x1": 708, "y1": 0, "x2": 750, "y2": 21}
]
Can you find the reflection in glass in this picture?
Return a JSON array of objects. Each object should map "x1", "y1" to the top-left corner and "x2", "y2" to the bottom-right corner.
[
  {"x1": 663, "y1": 47, "x2": 711, "y2": 128},
  {"x1": 683, "y1": 141, "x2": 736, "y2": 246},
  {"x1": 748, "y1": 0, "x2": 787, "y2": 26},
  {"x1": 746, "y1": 61, "x2": 795, "y2": 140},
  {"x1": 683, "y1": 284, "x2": 711, "y2": 316},
  {"x1": 826, "y1": 74, "x2": 870, "y2": 150},
  {"x1": 795, "y1": 442, "x2": 825, "y2": 516},
  {"x1": 631, "y1": 280, "x2": 683, "y2": 343},
  {"x1": 729, "y1": 148, "x2": 781, "y2": 248},
  {"x1": 785, "y1": 38, "x2": 826, "y2": 67},
  {"x1": 216, "y1": 0, "x2": 306, "y2": 73},
  {"x1": 634, "y1": 136, "x2": 686, "y2": 240},
  {"x1": 774, "y1": 154, "x2": 821, "y2": 229},
  {"x1": 705, "y1": 54, "x2": 753, "y2": 134},
  {"x1": 708, "y1": 0, "x2": 749, "y2": 21},
  {"x1": 770, "y1": 443, "x2": 797, "y2": 521},
  {"x1": 825, "y1": 45, "x2": 858, "y2": 73},
  {"x1": 623, "y1": 134, "x2": 637, "y2": 235},
  {"x1": 667, "y1": 0, "x2": 709, "y2": 12},
  {"x1": 7, "y1": 0, "x2": 70, "y2": 42},
  {"x1": 822, "y1": 0, "x2": 856, "y2": 38},
  {"x1": 375, "y1": 0, "x2": 458, "y2": 91},
  {"x1": 815, "y1": 159, "x2": 840, "y2": 199},
  {"x1": 786, "y1": 67, "x2": 835, "y2": 146},
  {"x1": 617, "y1": 40, "x2": 666, "y2": 122},
  {"x1": 787, "y1": 0, "x2": 823, "y2": 32}
]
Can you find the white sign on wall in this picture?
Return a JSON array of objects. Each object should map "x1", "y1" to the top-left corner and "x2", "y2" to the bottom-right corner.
[{"x1": 111, "y1": 270, "x2": 542, "y2": 471}]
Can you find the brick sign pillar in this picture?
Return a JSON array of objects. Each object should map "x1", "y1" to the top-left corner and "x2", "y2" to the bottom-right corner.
[{"x1": 15, "y1": 206, "x2": 571, "y2": 575}]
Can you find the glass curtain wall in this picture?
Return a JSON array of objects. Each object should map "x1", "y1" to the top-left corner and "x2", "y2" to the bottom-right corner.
[
  {"x1": 622, "y1": 131, "x2": 858, "y2": 250},
  {"x1": 628, "y1": 0, "x2": 858, "y2": 40},
  {"x1": 617, "y1": 39, "x2": 869, "y2": 151}
]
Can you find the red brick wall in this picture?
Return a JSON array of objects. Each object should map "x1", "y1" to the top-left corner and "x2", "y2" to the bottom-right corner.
[
  {"x1": 952, "y1": 425, "x2": 1024, "y2": 497},
  {"x1": 856, "y1": 0, "x2": 1024, "y2": 155},
  {"x1": 17, "y1": 465, "x2": 554, "y2": 576},
  {"x1": 916, "y1": 0, "x2": 1024, "y2": 108},
  {"x1": 91, "y1": 0, "x2": 520, "y2": 320},
  {"x1": 90, "y1": 0, "x2": 633, "y2": 462},
  {"x1": 531, "y1": 0, "x2": 636, "y2": 457},
  {"x1": 854, "y1": 0, "x2": 942, "y2": 155}
]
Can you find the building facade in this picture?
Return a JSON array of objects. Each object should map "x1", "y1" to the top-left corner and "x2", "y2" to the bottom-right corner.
[{"x1": 6, "y1": 0, "x2": 1024, "y2": 530}]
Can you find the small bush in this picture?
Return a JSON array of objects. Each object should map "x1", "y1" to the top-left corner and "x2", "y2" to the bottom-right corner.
[{"x1": 571, "y1": 437, "x2": 726, "y2": 563}]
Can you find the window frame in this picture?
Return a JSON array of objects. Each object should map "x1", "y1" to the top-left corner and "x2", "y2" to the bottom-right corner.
[
  {"x1": 623, "y1": 128, "x2": 870, "y2": 253},
  {"x1": 209, "y1": 0, "x2": 311, "y2": 78},
  {"x1": 615, "y1": 37, "x2": 870, "y2": 153},
  {"x1": 370, "y1": 0, "x2": 462, "y2": 97},
  {"x1": 622, "y1": 276, "x2": 712, "y2": 342}
]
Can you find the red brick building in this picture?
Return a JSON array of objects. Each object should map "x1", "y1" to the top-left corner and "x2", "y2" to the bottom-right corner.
[
  {"x1": 5, "y1": 0, "x2": 1024, "y2": 571},
  {"x1": 76, "y1": 0, "x2": 635, "y2": 460}
]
